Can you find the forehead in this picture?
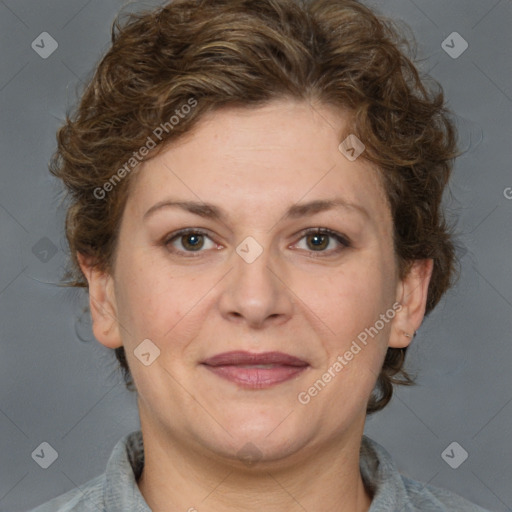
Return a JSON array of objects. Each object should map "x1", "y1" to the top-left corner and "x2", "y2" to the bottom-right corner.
[{"x1": 125, "y1": 100, "x2": 391, "y2": 231}]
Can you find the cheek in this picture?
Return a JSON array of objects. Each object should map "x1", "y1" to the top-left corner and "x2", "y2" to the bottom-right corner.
[
  {"x1": 308, "y1": 254, "x2": 396, "y2": 355},
  {"x1": 114, "y1": 251, "x2": 213, "y2": 354},
  {"x1": 326, "y1": 258, "x2": 391, "y2": 314},
  {"x1": 113, "y1": 249, "x2": 172, "y2": 339}
]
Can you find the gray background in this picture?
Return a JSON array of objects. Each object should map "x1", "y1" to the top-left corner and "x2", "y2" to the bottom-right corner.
[{"x1": 0, "y1": 0, "x2": 510, "y2": 511}]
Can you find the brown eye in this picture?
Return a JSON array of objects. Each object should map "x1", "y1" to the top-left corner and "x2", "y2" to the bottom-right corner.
[
  {"x1": 306, "y1": 232, "x2": 329, "y2": 251},
  {"x1": 179, "y1": 233, "x2": 205, "y2": 251},
  {"x1": 164, "y1": 229, "x2": 216, "y2": 256},
  {"x1": 295, "y1": 228, "x2": 350, "y2": 255}
]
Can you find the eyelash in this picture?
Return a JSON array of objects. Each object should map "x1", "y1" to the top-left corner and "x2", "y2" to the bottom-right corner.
[{"x1": 163, "y1": 228, "x2": 351, "y2": 258}]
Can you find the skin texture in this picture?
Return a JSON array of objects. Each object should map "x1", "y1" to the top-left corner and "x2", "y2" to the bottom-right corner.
[{"x1": 79, "y1": 99, "x2": 433, "y2": 512}]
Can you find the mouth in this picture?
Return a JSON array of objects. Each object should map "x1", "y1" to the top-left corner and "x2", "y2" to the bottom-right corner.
[{"x1": 201, "y1": 351, "x2": 309, "y2": 389}]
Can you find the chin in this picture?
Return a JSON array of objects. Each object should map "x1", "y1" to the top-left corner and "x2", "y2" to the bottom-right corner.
[
  {"x1": 208, "y1": 431, "x2": 310, "y2": 468},
  {"x1": 201, "y1": 413, "x2": 314, "y2": 463}
]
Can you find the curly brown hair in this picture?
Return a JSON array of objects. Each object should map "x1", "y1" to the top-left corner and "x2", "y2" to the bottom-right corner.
[{"x1": 52, "y1": 0, "x2": 458, "y2": 413}]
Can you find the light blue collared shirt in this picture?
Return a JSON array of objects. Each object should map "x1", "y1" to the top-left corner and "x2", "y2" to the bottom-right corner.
[{"x1": 28, "y1": 430, "x2": 492, "y2": 512}]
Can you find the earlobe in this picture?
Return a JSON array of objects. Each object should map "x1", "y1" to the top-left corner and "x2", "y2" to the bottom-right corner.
[
  {"x1": 77, "y1": 252, "x2": 123, "y2": 349},
  {"x1": 389, "y1": 259, "x2": 434, "y2": 349}
]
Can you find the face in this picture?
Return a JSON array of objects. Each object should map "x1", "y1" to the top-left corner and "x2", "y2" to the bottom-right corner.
[{"x1": 84, "y1": 99, "x2": 431, "y2": 465}]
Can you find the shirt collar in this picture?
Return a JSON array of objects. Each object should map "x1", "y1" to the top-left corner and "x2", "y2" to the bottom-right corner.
[
  {"x1": 361, "y1": 434, "x2": 413, "y2": 511},
  {"x1": 103, "y1": 430, "x2": 150, "y2": 512}
]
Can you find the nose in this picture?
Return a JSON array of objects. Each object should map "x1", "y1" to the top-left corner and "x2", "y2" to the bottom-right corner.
[{"x1": 217, "y1": 236, "x2": 294, "y2": 330}]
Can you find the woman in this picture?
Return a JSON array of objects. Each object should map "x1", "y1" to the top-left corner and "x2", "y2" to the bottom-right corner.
[{"x1": 30, "y1": 0, "x2": 492, "y2": 510}]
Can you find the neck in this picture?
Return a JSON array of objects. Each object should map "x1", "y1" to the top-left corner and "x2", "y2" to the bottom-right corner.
[{"x1": 137, "y1": 417, "x2": 372, "y2": 512}]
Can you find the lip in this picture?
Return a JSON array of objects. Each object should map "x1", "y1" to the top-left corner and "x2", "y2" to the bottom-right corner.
[{"x1": 201, "y1": 351, "x2": 309, "y2": 389}]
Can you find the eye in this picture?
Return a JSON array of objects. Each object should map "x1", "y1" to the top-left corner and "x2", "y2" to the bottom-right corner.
[
  {"x1": 293, "y1": 228, "x2": 350, "y2": 255},
  {"x1": 163, "y1": 227, "x2": 350, "y2": 258},
  {"x1": 164, "y1": 228, "x2": 218, "y2": 256}
]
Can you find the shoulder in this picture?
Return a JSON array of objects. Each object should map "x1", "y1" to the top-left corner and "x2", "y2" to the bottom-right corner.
[
  {"x1": 26, "y1": 474, "x2": 105, "y2": 512},
  {"x1": 361, "y1": 435, "x2": 493, "y2": 512},
  {"x1": 27, "y1": 430, "x2": 147, "y2": 512},
  {"x1": 401, "y1": 474, "x2": 492, "y2": 512}
]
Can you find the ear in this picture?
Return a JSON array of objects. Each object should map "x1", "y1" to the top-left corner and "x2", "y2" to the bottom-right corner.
[
  {"x1": 389, "y1": 258, "x2": 434, "y2": 349},
  {"x1": 77, "y1": 252, "x2": 123, "y2": 349}
]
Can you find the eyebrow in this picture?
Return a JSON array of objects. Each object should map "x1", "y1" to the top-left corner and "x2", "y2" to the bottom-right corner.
[{"x1": 143, "y1": 198, "x2": 369, "y2": 222}]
